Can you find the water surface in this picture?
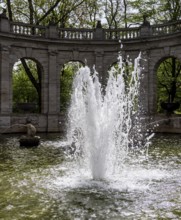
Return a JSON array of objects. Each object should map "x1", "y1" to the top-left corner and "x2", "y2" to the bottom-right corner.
[{"x1": 0, "y1": 134, "x2": 180, "y2": 220}]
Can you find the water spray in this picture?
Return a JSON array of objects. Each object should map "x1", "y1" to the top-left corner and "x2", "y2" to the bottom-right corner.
[{"x1": 66, "y1": 53, "x2": 149, "y2": 180}]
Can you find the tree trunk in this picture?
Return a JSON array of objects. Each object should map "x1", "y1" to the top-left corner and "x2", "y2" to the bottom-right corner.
[
  {"x1": 20, "y1": 58, "x2": 41, "y2": 112},
  {"x1": 7, "y1": 0, "x2": 13, "y2": 21},
  {"x1": 28, "y1": 0, "x2": 34, "y2": 24},
  {"x1": 170, "y1": 57, "x2": 176, "y2": 102}
]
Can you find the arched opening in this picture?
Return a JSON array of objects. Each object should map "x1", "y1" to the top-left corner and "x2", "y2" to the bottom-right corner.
[
  {"x1": 60, "y1": 61, "x2": 83, "y2": 112},
  {"x1": 108, "y1": 58, "x2": 134, "y2": 88},
  {"x1": 12, "y1": 58, "x2": 42, "y2": 113},
  {"x1": 156, "y1": 57, "x2": 181, "y2": 114}
]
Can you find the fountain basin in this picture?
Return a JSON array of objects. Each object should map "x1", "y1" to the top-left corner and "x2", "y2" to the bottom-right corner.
[
  {"x1": 161, "y1": 102, "x2": 180, "y2": 113},
  {"x1": 0, "y1": 134, "x2": 180, "y2": 220},
  {"x1": 19, "y1": 135, "x2": 40, "y2": 147}
]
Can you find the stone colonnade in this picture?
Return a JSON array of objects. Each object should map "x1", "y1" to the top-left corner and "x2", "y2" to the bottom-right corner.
[{"x1": 0, "y1": 14, "x2": 181, "y2": 133}]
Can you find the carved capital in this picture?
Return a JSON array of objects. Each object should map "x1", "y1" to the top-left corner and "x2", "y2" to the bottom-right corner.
[
  {"x1": 0, "y1": 45, "x2": 11, "y2": 52},
  {"x1": 94, "y1": 49, "x2": 104, "y2": 57},
  {"x1": 48, "y1": 50, "x2": 58, "y2": 56}
]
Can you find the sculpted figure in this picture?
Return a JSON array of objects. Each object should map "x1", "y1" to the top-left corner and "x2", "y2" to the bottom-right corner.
[
  {"x1": 26, "y1": 123, "x2": 36, "y2": 137},
  {"x1": 26, "y1": 119, "x2": 36, "y2": 137}
]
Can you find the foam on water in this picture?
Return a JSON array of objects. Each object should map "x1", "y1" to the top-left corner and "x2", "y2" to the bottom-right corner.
[{"x1": 41, "y1": 159, "x2": 171, "y2": 193}]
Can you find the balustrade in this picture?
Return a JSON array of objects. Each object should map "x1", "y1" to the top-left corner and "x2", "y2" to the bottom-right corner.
[
  {"x1": 10, "y1": 22, "x2": 46, "y2": 37},
  {"x1": 152, "y1": 21, "x2": 181, "y2": 36},
  {"x1": 105, "y1": 28, "x2": 140, "y2": 40},
  {"x1": 58, "y1": 28, "x2": 93, "y2": 40},
  {"x1": 2, "y1": 20, "x2": 180, "y2": 40}
]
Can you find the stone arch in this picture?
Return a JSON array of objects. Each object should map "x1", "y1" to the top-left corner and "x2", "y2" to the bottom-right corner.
[
  {"x1": 0, "y1": 20, "x2": 180, "y2": 133},
  {"x1": 108, "y1": 60, "x2": 118, "y2": 71},
  {"x1": 154, "y1": 55, "x2": 179, "y2": 72},
  {"x1": 154, "y1": 55, "x2": 181, "y2": 114},
  {"x1": 59, "y1": 60, "x2": 85, "y2": 112},
  {"x1": 11, "y1": 56, "x2": 44, "y2": 113}
]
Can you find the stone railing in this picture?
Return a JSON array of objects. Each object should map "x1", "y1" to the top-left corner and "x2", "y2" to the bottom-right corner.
[
  {"x1": 105, "y1": 27, "x2": 140, "y2": 40},
  {"x1": 58, "y1": 28, "x2": 93, "y2": 40},
  {"x1": 9, "y1": 22, "x2": 142, "y2": 40},
  {"x1": 0, "y1": 13, "x2": 180, "y2": 41},
  {"x1": 10, "y1": 22, "x2": 46, "y2": 37},
  {"x1": 152, "y1": 20, "x2": 181, "y2": 36}
]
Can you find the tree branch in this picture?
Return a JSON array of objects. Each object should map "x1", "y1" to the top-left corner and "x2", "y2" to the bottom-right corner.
[
  {"x1": 159, "y1": 81, "x2": 170, "y2": 95},
  {"x1": 36, "y1": 0, "x2": 61, "y2": 25},
  {"x1": 28, "y1": 0, "x2": 34, "y2": 24},
  {"x1": 6, "y1": 0, "x2": 13, "y2": 21},
  {"x1": 20, "y1": 58, "x2": 39, "y2": 93}
]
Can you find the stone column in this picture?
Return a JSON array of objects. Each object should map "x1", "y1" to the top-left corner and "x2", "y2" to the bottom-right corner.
[
  {"x1": 47, "y1": 48, "x2": 59, "y2": 132},
  {"x1": 47, "y1": 23, "x2": 58, "y2": 39},
  {"x1": 93, "y1": 21, "x2": 105, "y2": 40},
  {"x1": 140, "y1": 15, "x2": 152, "y2": 37},
  {"x1": 0, "y1": 44, "x2": 11, "y2": 130},
  {"x1": 0, "y1": 45, "x2": 11, "y2": 114},
  {"x1": 94, "y1": 49, "x2": 105, "y2": 86},
  {"x1": 0, "y1": 9, "x2": 10, "y2": 33},
  {"x1": 139, "y1": 50, "x2": 150, "y2": 115}
]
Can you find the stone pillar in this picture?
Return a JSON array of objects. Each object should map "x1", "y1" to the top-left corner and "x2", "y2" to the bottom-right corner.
[
  {"x1": 0, "y1": 45, "x2": 11, "y2": 114},
  {"x1": 94, "y1": 49, "x2": 105, "y2": 85},
  {"x1": 139, "y1": 50, "x2": 150, "y2": 115},
  {"x1": 0, "y1": 9, "x2": 12, "y2": 130},
  {"x1": 47, "y1": 23, "x2": 58, "y2": 39},
  {"x1": 0, "y1": 9, "x2": 10, "y2": 33},
  {"x1": 47, "y1": 48, "x2": 59, "y2": 132},
  {"x1": 93, "y1": 21, "x2": 105, "y2": 40},
  {"x1": 140, "y1": 15, "x2": 152, "y2": 37}
]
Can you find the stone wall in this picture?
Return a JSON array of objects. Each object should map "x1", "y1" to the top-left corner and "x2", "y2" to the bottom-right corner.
[{"x1": 0, "y1": 15, "x2": 181, "y2": 133}]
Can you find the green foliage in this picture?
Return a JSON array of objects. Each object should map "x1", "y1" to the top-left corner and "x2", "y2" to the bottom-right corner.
[
  {"x1": 130, "y1": 0, "x2": 158, "y2": 24},
  {"x1": 4, "y1": 0, "x2": 181, "y2": 28},
  {"x1": 13, "y1": 60, "x2": 39, "y2": 112},
  {"x1": 60, "y1": 62, "x2": 82, "y2": 111},
  {"x1": 5, "y1": 0, "x2": 100, "y2": 28},
  {"x1": 159, "y1": 0, "x2": 181, "y2": 21},
  {"x1": 157, "y1": 57, "x2": 181, "y2": 113},
  {"x1": 111, "y1": 59, "x2": 134, "y2": 88}
]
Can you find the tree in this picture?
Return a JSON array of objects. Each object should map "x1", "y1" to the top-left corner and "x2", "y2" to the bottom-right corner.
[
  {"x1": 20, "y1": 58, "x2": 41, "y2": 111},
  {"x1": 60, "y1": 62, "x2": 83, "y2": 111},
  {"x1": 128, "y1": 0, "x2": 181, "y2": 25},
  {"x1": 157, "y1": 57, "x2": 181, "y2": 113},
  {"x1": 103, "y1": 0, "x2": 122, "y2": 28},
  {"x1": 130, "y1": 0, "x2": 158, "y2": 25},
  {"x1": 5, "y1": 0, "x2": 90, "y2": 27},
  {"x1": 70, "y1": 0, "x2": 102, "y2": 28},
  {"x1": 159, "y1": 0, "x2": 181, "y2": 22},
  {"x1": 13, "y1": 60, "x2": 40, "y2": 112},
  {"x1": 101, "y1": 0, "x2": 131, "y2": 28},
  {"x1": 4, "y1": 0, "x2": 181, "y2": 28}
]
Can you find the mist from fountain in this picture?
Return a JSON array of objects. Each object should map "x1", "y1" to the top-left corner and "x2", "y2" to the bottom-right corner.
[{"x1": 66, "y1": 53, "x2": 151, "y2": 180}]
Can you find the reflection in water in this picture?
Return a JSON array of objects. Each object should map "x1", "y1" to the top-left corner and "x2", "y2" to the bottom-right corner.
[{"x1": 0, "y1": 134, "x2": 180, "y2": 219}]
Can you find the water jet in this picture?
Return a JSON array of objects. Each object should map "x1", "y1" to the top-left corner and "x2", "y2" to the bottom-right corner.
[{"x1": 66, "y1": 53, "x2": 151, "y2": 180}]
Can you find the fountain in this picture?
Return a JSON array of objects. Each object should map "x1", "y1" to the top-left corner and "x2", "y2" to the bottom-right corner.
[
  {"x1": 0, "y1": 53, "x2": 180, "y2": 219},
  {"x1": 66, "y1": 53, "x2": 152, "y2": 180}
]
